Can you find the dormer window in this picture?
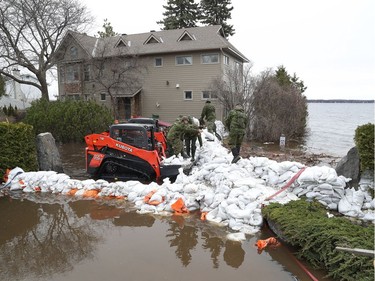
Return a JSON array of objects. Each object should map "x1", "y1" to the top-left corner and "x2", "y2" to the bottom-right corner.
[
  {"x1": 144, "y1": 34, "x2": 161, "y2": 44},
  {"x1": 70, "y1": 46, "x2": 78, "y2": 59},
  {"x1": 177, "y1": 30, "x2": 194, "y2": 42},
  {"x1": 115, "y1": 39, "x2": 127, "y2": 47}
]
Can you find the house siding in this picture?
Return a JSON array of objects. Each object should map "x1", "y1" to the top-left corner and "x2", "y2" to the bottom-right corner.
[{"x1": 141, "y1": 51, "x2": 224, "y2": 123}]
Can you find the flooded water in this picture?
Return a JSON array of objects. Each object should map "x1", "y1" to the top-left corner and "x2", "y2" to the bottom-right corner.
[
  {"x1": 305, "y1": 102, "x2": 374, "y2": 157},
  {"x1": 0, "y1": 192, "x2": 332, "y2": 281}
]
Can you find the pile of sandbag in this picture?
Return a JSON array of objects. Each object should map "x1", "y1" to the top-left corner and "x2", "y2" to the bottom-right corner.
[{"x1": 2, "y1": 134, "x2": 374, "y2": 235}]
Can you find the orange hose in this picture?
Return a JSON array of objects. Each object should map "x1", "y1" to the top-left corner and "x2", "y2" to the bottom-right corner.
[{"x1": 265, "y1": 167, "x2": 306, "y2": 201}]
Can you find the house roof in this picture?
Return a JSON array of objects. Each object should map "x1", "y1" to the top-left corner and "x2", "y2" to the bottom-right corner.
[{"x1": 64, "y1": 25, "x2": 249, "y2": 63}]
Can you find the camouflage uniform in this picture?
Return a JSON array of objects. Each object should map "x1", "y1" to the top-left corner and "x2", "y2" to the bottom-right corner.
[
  {"x1": 167, "y1": 117, "x2": 199, "y2": 157},
  {"x1": 200, "y1": 101, "x2": 216, "y2": 134},
  {"x1": 184, "y1": 116, "x2": 202, "y2": 161},
  {"x1": 225, "y1": 105, "x2": 247, "y2": 163}
]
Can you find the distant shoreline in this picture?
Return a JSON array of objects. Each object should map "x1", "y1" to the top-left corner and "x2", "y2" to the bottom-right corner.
[{"x1": 307, "y1": 99, "x2": 374, "y2": 103}]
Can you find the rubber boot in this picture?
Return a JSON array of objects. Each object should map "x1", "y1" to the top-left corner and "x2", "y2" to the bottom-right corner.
[
  {"x1": 233, "y1": 146, "x2": 241, "y2": 163},
  {"x1": 198, "y1": 135, "x2": 203, "y2": 147},
  {"x1": 191, "y1": 145, "x2": 196, "y2": 162},
  {"x1": 215, "y1": 132, "x2": 222, "y2": 141},
  {"x1": 231, "y1": 147, "x2": 240, "y2": 164},
  {"x1": 185, "y1": 139, "x2": 191, "y2": 157}
]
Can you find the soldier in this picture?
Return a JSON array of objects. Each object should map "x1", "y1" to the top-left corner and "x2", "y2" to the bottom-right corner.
[
  {"x1": 167, "y1": 116, "x2": 199, "y2": 158},
  {"x1": 184, "y1": 116, "x2": 202, "y2": 161},
  {"x1": 225, "y1": 104, "x2": 248, "y2": 163},
  {"x1": 200, "y1": 100, "x2": 217, "y2": 138}
]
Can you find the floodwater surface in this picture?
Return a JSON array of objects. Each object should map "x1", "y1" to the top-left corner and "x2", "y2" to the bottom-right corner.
[{"x1": 0, "y1": 193, "x2": 333, "y2": 281}]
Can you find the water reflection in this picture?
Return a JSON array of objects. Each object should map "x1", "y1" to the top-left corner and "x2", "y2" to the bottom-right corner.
[
  {"x1": 0, "y1": 194, "x2": 100, "y2": 281},
  {"x1": 201, "y1": 231, "x2": 224, "y2": 268},
  {"x1": 166, "y1": 216, "x2": 198, "y2": 267},
  {"x1": 223, "y1": 240, "x2": 245, "y2": 268},
  {"x1": 0, "y1": 193, "x2": 333, "y2": 281}
]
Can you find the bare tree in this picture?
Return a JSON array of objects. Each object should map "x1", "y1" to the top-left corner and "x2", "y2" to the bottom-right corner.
[
  {"x1": 250, "y1": 68, "x2": 308, "y2": 142},
  {"x1": 0, "y1": 0, "x2": 92, "y2": 101},
  {"x1": 208, "y1": 63, "x2": 255, "y2": 135},
  {"x1": 209, "y1": 64, "x2": 254, "y2": 112},
  {"x1": 89, "y1": 41, "x2": 146, "y2": 119}
]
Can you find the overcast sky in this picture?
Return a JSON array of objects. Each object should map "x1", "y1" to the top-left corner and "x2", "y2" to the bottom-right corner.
[{"x1": 79, "y1": 0, "x2": 374, "y2": 100}]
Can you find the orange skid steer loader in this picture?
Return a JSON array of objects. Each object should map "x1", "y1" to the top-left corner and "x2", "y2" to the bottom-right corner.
[{"x1": 85, "y1": 123, "x2": 180, "y2": 183}]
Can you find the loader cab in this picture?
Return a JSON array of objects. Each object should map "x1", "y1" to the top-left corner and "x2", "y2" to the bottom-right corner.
[
  {"x1": 109, "y1": 124, "x2": 154, "y2": 150},
  {"x1": 127, "y1": 117, "x2": 161, "y2": 132}
]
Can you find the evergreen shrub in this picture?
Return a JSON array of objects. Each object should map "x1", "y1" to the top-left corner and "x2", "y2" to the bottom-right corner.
[
  {"x1": 354, "y1": 123, "x2": 374, "y2": 172},
  {"x1": 0, "y1": 122, "x2": 38, "y2": 180},
  {"x1": 262, "y1": 200, "x2": 374, "y2": 281},
  {"x1": 23, "y1": 99, "x2": 113, "y2": 143}
]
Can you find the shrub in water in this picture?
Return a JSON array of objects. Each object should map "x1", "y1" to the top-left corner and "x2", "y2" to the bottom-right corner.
[
  {"x1": 24, "y1": 99, "x2": 113, "y2": 143},
  {"x1": 0, "y1": 122, "x2": 38, "y2": 180},
  {"x1": 354, "y1": 123, "x2": 374, "y2": 172}
]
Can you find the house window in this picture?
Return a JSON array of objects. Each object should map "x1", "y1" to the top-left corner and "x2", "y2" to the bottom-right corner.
[
  {"x1": 184, "y1": 90, "x2": 193, "y2": 100},
  {"x1": 223, "y1": 55, "x2": 229, "y2": 65},
  {"x1": 202, "y1": 53, "x2": 219, "y2": 64},
  {"x1": 84, "y1": 65, "x2": 90, "y2": 81},
  {"x1": 176, "y1": 56, "x2": 192, "y2": 65},
  {"x1": 155, "y1": 57, "x2": 163, "y2": 67},
  {"x1": 67, "y1": 94, "x2": 80, "y2": 100},
  {"x1": 100, "y1": 93, "x2": 106, "y2": 101},
  {"x1": 202, "y1": 91, "x2": 217, "y2": 100},
  {"x1": 59, "y1": 67, "x2": 65, "y2": 81},
  {"x1": 70, "y1": 46, "x2": 78, "y2": 59},
  {"x1": 66, "y1": 65, "x2": 79, "y2": 82}
]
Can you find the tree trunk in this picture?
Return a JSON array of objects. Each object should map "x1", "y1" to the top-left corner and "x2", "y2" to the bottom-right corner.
[{"x1": 37, "y1": 72, "x2": 50, "y2": 101}]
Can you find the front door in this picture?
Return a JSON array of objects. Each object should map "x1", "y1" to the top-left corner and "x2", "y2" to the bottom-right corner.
[{"x1": 117, "y1": 97, "x2": 131, "y2": 120}]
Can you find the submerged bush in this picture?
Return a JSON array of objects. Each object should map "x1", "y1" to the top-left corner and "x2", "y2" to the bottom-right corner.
[
  {"x1": 0, "y1": 122, "x2": 38, "y2": 179},
  {"x1": 262, "y1": 200, "x2": 374, "y2": 281},
  {"x1": 24, "y1": 99, "x2": 113, "y2": 143},
  {"x1": 354, "y1": 123, "x2": 374, "y2": 172}
]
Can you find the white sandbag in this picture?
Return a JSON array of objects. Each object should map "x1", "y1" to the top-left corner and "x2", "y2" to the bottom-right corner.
[
  {"x1": 277, "y1": 170, "x2": 295, "y2": 184},
  {"x1": 249, "y1": 213, "x2": 263, "y2": 226},
  {"x1": 228, "y1": 218, "x2": 244, "y2": 231},
  {"x1": 227, "y1": 232, "x2": 246, "y2": 241},
  {"x1": 226, "y1": 203, "x2": 252, "y2": 220},
  {"x1": 338, "y1": 196, "x2": 352, "y2": 213},
  {"x1": 138, "y1": 204, "x2": 156, "y2": 214}
]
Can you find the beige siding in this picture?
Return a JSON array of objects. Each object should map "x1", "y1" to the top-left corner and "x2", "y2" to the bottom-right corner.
[{"x1": 141, "y1": 51, "x2": 223, "y2": 123}]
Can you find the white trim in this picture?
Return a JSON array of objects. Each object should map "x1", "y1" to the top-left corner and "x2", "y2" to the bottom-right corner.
[
  {"x1": 201, "y1": 53, "x2": 219, "y2": 64},
  {"x1": 183, "y1": 90, "x2": 193, "y2": 100},
  {"x1": 176, "y1": 55, "x2": 193, "y2": 65},
  {"x1": 154, "y1": 57, "x2": 163, "y2": 67}
]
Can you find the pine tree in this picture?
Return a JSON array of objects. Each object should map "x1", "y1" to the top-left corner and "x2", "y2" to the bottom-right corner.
[
  {"x1": 200, "y1": 0, "x2": 235, "y2": 37},
  {"x1": 97, "y1": 19, "x2": 117, "y2": 38},
  {"x1": 157, "y1": 0, "x2": 200, "y2": 30}
]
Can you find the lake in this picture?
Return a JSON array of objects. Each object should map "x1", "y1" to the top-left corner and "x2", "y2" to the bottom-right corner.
[{"x1": 305, "y1": 102, "x2": 374, "y2": 157}]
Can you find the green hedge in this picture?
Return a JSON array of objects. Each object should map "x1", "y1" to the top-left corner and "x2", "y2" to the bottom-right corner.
[
  {"x1": 23, "y1": 99, "x2": 114, "y2": 143},
  {"x1": 354, "y1": 123, "x2": 374, "y2": 172},
  {"x1": 262, "y1": 200, "x2": 374, "y2": 281},
  {"x1": 0, "y1": 122, "x2": 38, "y2": 181}
]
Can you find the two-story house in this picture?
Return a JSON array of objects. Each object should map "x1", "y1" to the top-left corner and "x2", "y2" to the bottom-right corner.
[{"x1": 55, "y1": 25, "x2": 249, "y2": 124}]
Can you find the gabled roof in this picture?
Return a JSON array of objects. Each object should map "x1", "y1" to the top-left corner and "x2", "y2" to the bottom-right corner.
[
  {"x1": 144, "y1": 34, "x2": 161, "y2": 44},
  {"x1": 115, "y1": 38, "x2": 128, "y2": 47},
  {"x1": 60, "y1": 25, "x2": 249, "y2": 63},
  {"x1": 177, "y1": 30, "x2": 195, "y2": 42}
]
